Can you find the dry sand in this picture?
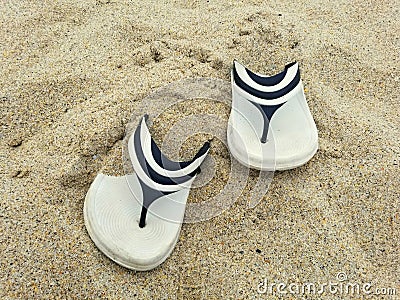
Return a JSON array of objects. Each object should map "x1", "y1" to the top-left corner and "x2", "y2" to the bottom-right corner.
[{"x1": 1, "y1": 0, "x2": 399, "y2": 299}]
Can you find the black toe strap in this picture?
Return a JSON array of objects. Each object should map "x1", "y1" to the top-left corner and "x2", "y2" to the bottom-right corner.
[{"x1": 131, "y1": 116, "x2": 210, "y2": 228}]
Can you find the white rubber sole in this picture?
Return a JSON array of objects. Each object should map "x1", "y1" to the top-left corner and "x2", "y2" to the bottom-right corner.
[
  {"x1": 83, "y1": 174, "x2": 188, "y2": 271},
  {"x1": 227, "y1": 126, "x2": 318, "y2": 171},
  {"x1": 228, "y1": 82, "x2": 318, "y2": 171}
]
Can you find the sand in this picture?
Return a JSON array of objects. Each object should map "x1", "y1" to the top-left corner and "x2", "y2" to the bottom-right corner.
[{"x1": 1, "y1": 0, "x2": 399, "y2": 299}]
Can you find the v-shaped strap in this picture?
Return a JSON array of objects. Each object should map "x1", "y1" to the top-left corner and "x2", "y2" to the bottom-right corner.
[
  {"x1": 128, "y1": 115, "x2": 210, "y2": 227},
  {"x1": 232, "y1": 61, "x2": 301, "y2": 142}
]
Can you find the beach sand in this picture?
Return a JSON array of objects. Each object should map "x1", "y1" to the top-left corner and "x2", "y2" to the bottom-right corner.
[{"x1": 1, "y1": 0, "x2": 399, "y2": 298}]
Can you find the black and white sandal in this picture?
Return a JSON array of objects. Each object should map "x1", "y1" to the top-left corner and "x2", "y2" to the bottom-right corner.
[
  {"x1": 84, "y1": 115, "x2": 210, "y2": 271},
  {"x1": 227, "y1": 60, "x2": 318, "y2": 171}
]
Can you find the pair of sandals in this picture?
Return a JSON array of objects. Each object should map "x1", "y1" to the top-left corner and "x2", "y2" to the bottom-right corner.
[{"x1": 84, "y1": 61, "x2": 319, "y2": 271}]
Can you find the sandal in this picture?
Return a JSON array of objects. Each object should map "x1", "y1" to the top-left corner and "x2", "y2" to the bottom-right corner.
[
  {"x1": 227, "y1": 60, "x2": 318, "y2": 170},
  {"x1": 84, "y1": 115, "x2": 210, "y2": 271}
]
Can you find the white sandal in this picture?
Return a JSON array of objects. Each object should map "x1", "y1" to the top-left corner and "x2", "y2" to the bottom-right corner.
[
  {"x1": 84, "y1": 115, "x2": 209, "y2": 271},
  {"x1": 227, "y1": 60, "x2": 318, "y2": 170}
]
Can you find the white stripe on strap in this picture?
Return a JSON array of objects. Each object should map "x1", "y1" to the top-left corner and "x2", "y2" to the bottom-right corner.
[
  {"x1": 139, "y1": 117, "x2": 208, "y2": 178},
  {"x1": 232, "y1": 78, "x2": 301, "y2": 106},
  {"x1": 234, "y1": 60, "x2": 298, "y2": 92},
  {"x1": 128, "y1": 131, "x2": 196, "y2": 192}
]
